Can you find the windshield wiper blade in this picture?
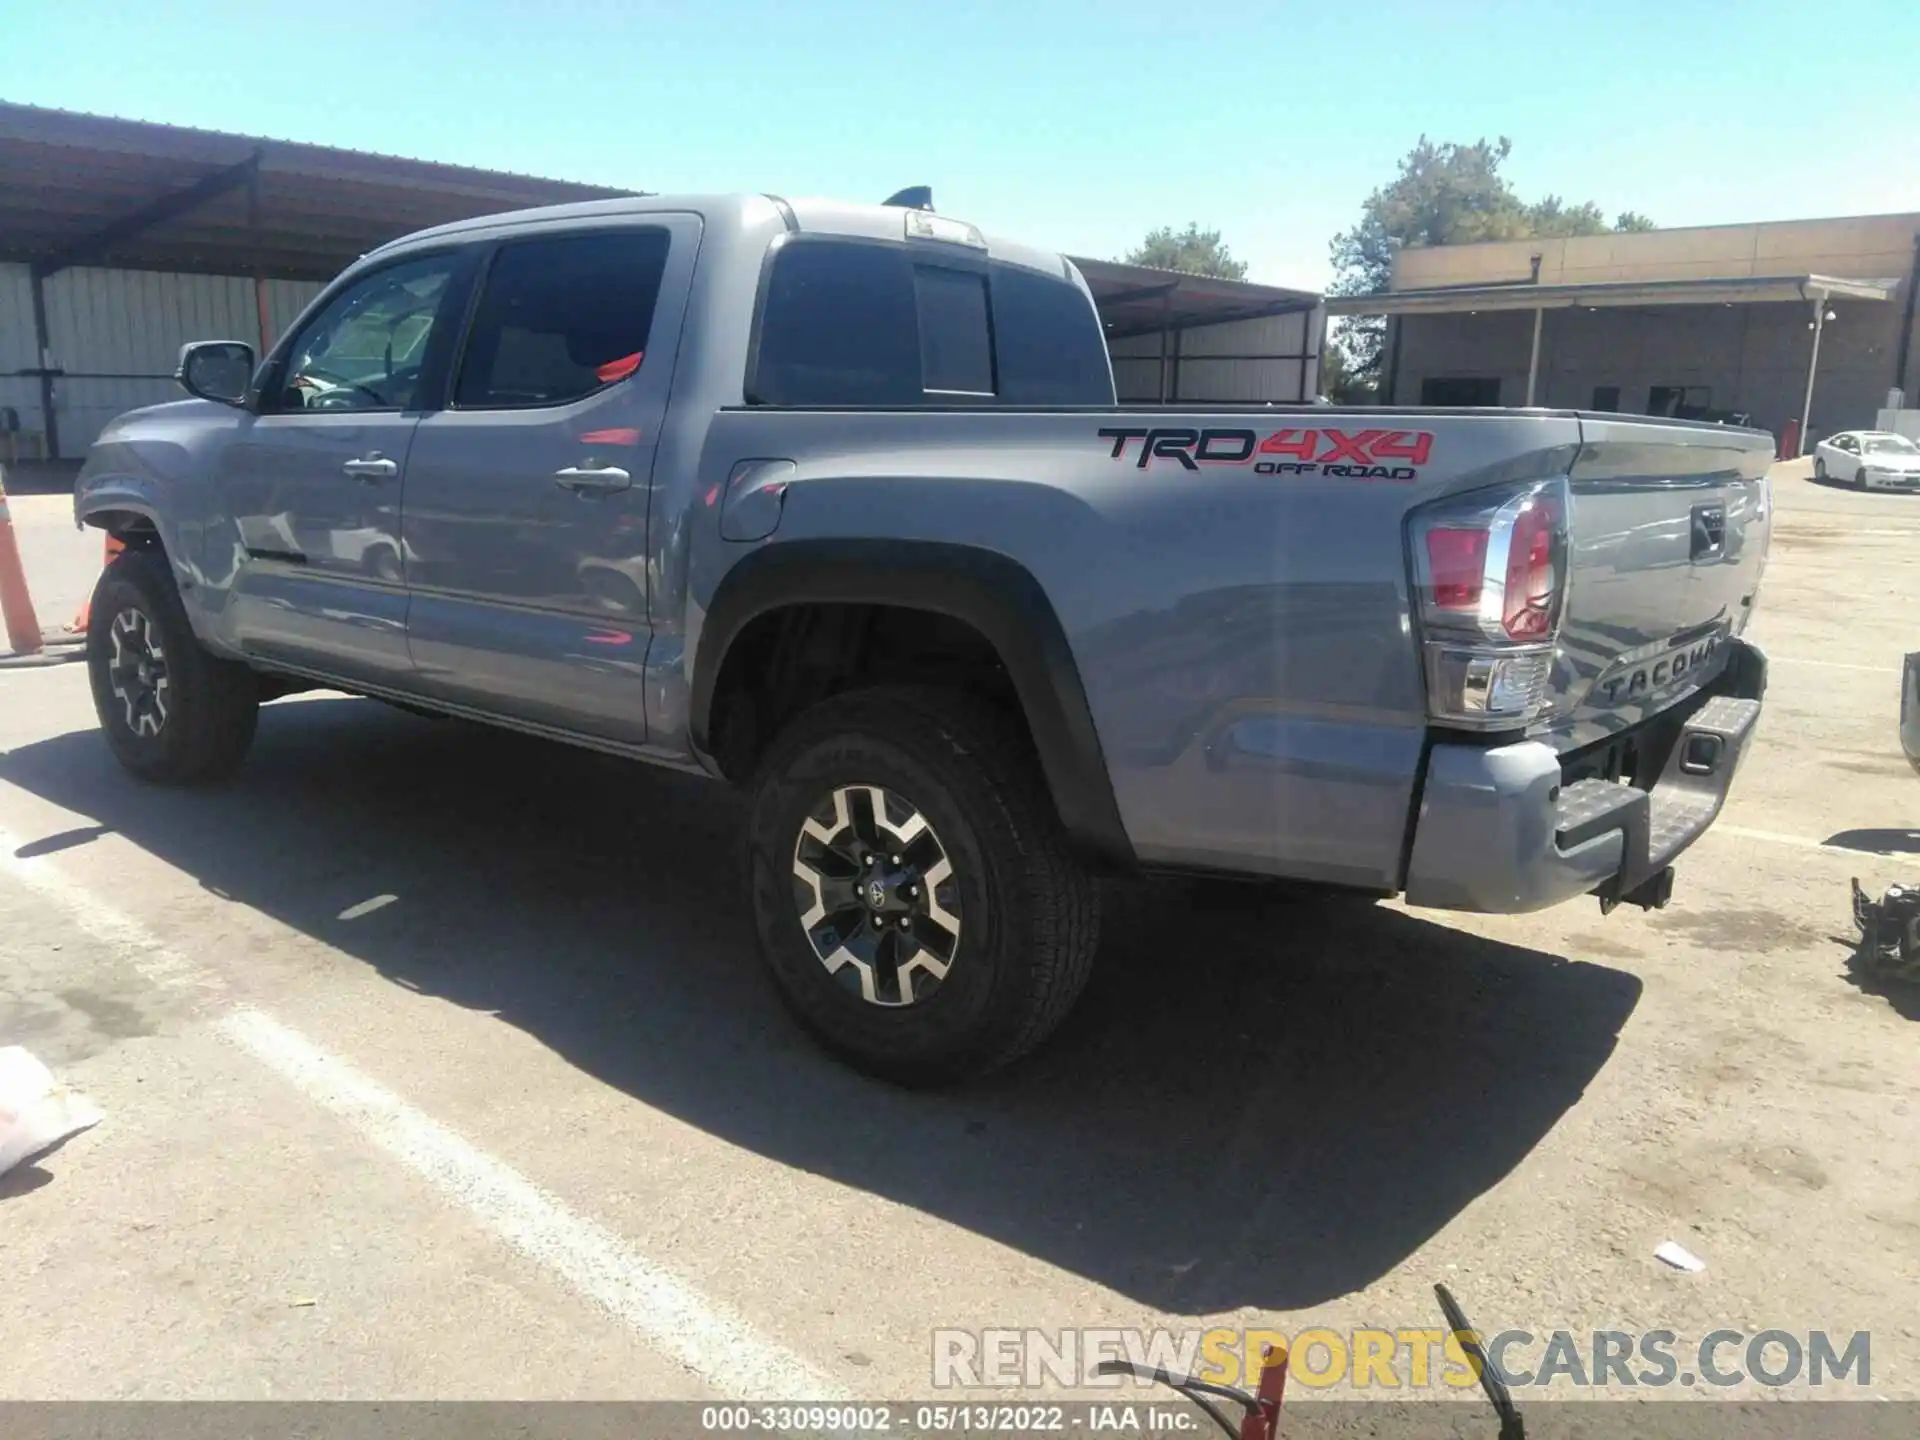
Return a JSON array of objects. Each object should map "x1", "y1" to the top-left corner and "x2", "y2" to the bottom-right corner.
[{"x1": 1435, "y1": 1283, "x2": 1526, "y2": 1440}]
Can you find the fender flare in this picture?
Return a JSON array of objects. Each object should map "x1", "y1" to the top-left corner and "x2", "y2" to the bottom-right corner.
[
  {"x1": 74, "y1": 480, "x2": 166, "y2": 543},
  {"x1": 691, "y1": 539, "x2": 1134, "y2": 870}
]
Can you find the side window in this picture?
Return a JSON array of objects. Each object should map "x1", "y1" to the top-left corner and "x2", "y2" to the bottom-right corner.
[
  {"x1": 455, "y1": 229, "x2": 670, "y2": 409},
  {"x1": 990, "y1": 263, "x2": 1114, "y2": 405},
  {"x1": 272, "y1": 253, "x2": 458, "y2": 413},
  {"x1": 753, "y1": 241, "x2": 921, "y2": 406}
]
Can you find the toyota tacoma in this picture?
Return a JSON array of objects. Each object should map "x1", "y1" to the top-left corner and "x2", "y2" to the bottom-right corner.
[{"x1": 73, "y1": 193, "x2": 1772, "y2": 1082}]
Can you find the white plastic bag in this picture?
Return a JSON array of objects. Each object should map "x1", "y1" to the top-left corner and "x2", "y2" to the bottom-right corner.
[{"x1": 0, "y1": 1047, "x2": 103, "y2": 1177}]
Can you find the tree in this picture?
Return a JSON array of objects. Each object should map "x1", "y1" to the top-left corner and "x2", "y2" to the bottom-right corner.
[
  {"x1": 1318, "y1": 340, "x2": 1373, "y2": 405},
  {"x1": 1124, "y1": 223, "x2": 1248, "y2": 281},
  {"x1": 1524, "y1": 197, "x2": 1610, "y2": 238},
  {"x1": 1327, "y1": 137, "x2": 1654, "y2": 381}
]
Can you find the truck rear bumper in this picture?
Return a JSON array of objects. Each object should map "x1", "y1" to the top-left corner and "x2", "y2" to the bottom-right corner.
[{"x1": 1402, "y1": 641, "x2": 1767, "y2": 914}]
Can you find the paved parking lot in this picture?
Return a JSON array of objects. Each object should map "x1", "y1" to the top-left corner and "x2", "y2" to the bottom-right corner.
[{"x1": 1, "y1": 460, "x2": 1917, "y2": 1408}]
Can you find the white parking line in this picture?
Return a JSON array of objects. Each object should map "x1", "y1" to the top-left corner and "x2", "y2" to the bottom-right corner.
[
  {"x1": 0, "y1": 825, "x2": 220, "y2": 993},
  {"x1": 1713, "y1": 823, "x2": 1915, "y2": 859},
  {"x1": 0, "y1": 658, "x2": 86, "y2": 677},
  {"x1": 222, "y1": 1008, "x2": 848, "y2": 1402},
  {"x1": 1713, "y1": 824, "x2": 1831, "y2": 851},
  {"x1": 0, "y1": 823, "x2": 848, "y2": 1404},
  {"x1": 1768, "y1": 656, "x2": 1902, "y2": 673}
]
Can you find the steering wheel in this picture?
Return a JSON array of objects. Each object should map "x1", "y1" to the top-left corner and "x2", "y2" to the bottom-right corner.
[{"x1": 296, "y1": 366, "x2": 389, "y2": 408}]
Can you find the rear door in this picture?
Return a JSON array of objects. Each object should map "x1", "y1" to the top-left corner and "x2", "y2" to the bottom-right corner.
[
  {"x1": 400, "y1": 216, "x2": 700, "y2": 744},
  {"x1": 218, "y1": 250, "x2": 467, "y2": 683}
]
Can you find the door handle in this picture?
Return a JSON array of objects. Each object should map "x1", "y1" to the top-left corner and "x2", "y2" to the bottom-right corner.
[
  {"x1": 1690, "y1": 503, "x2": 1726, "y2": 561},
  {"x1": 553, "y1": 465, "x2": 632, "y2": 494},
  {"x1": 342, "y1": 454, "x2": 398, "y2": 483}
]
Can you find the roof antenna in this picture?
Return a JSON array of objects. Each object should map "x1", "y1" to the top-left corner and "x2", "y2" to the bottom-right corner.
[{"x1": 883, "y1": 186, "x2": 934, "y2": 212}]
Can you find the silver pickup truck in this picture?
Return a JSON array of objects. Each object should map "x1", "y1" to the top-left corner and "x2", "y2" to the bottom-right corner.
[{"x1": 73, "y1": 193, "x2": 1772, "y2": 1083}]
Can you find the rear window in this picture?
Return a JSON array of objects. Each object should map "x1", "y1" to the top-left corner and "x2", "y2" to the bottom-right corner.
[
  {"x1": 750, "y1": 238, "x2": 1112, "y2": 407},
  {"x1": 455, "y1": 229, "x2": 669, "y2": 409},
  {"x1": 914, "y1": 267, "x2": 994, "y2": 395}
]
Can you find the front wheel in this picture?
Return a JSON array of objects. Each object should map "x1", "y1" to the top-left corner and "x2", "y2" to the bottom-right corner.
[
  {"x1": 746, "y1": 686, "x2": 1100, "y2": 1086},
  {"x1": 1814, "y1": 457, "x2": 1827, "y2": 481},
  {"x1": 86, "y1": 547, "x2": 259, "y2": 783}
]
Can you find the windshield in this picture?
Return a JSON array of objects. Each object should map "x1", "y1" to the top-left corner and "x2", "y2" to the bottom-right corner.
[{"x1": 1864, "y1": 435, "x2": 1920, "y2": 455}]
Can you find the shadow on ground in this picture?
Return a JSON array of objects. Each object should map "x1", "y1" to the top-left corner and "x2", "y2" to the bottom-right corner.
[
  {"x1": 1824, "y1": 827, "x2": 1920, "y2": 856},
  {"x1": 1839, "y1": 942, "x2": 1920, "y2": 1023},
  {"x1": 0, "y1": 698, "x2": 1642, "y2": 1310},
  {"x1": 0, "y1": 458, "x2": 81, "y2": 496},
  {"x1": 0, "y1": 1163, "x2": 52, "y2": 1201}
]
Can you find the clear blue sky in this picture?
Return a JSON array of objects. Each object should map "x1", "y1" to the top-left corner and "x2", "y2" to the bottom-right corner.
[{"x1": 10, "y1": 0, "x2": 1918, "y2": 289}]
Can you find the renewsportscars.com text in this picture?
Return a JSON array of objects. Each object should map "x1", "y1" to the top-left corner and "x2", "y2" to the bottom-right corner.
[{"x1": 931, "y1": 1326, "x2": 1871, "y2": 1392}]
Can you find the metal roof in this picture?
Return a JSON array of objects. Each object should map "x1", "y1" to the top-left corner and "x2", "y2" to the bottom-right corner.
[
  {"x1": 0, "y1": 102, "x2": 636, "y2": 280},
  {"x1": 1069, "y1": 257, "x2": 1322, "y2": 338},
  {"x1": 1325, "y1": 272, "x2": 1899, "y2": 317},
  {"x1": 0, "y1": 102, "x2": 1328, "y2": 340}
]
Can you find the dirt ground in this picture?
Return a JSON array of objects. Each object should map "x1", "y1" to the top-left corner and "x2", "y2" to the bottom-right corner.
[{"x1": 0, "y1": 459, "x2": 1916, "y2": 1415}]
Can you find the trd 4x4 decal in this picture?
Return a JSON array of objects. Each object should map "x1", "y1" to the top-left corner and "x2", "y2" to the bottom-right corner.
[{"x1": 1097, "y1": 426, "x2": 1433, "y2": 480}]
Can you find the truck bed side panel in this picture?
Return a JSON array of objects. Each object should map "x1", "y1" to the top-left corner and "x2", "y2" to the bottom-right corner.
[{"x1": 688, "y1": 409, "x2": 1586, "y2": 888}]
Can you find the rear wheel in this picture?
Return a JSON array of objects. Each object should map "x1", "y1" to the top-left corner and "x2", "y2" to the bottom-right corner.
[
  {"x1": 86, "y1": 547, "x2": 259, "y2": 783},
  {"x1": 1814, "y1": 457, "x2": 1827, "y2": 481},
  {"x1": 746, "y1": 686, "x2": 1100, "y2": 1086}
]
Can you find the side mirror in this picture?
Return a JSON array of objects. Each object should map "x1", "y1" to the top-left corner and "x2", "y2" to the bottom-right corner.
[{"x1": 176, "y1": 341, "x2": 255, "y2": 407}]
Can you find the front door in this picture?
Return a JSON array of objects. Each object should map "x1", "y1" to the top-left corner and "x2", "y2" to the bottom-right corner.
[
  {"x1": 218, "y1": 250, "x2": 467, "y2": 684},
  {"x1": 400, "y1": 216, "x2": 700, "y2": 745}
]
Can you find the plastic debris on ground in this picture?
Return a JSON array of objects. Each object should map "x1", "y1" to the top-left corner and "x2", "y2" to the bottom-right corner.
[
  {"x1": 1653, "y1": 1240, "x2": 1706, "y2": 1273},
  {"x1": 0, "y1": 1046, "x2": 104, "y2": 1178}
]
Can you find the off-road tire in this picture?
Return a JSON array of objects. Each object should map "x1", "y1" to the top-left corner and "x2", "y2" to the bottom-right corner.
[
  {"x1": 86, "y1": 546, "x2": 259, "y2": 783},
  {"x1": 747, "y1": 686, "x2": 1100, "y2": 1086}
]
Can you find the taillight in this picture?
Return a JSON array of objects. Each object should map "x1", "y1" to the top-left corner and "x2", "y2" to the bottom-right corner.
[
  {"x1": 1409, "y1": 477, "x2": 1571, "y2": 731},
  {"x1": 1425, "y1": 528, "x2": 1488, "y2": 611},
  {"x1": 1501, "y1": 493, "x2": 1560, "y2": 640}
]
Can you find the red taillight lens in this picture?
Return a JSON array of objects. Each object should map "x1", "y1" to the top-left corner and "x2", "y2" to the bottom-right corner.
[
  {"x1": 1425, "y1": 527, "x2": 1488, "y2": 610},
  {"x1": 1501, "y1": 496, "x2": 1560, "y2": 639},
  {"x1": 1410, "y1": 478, "x2": 1570, "y2": 731}
]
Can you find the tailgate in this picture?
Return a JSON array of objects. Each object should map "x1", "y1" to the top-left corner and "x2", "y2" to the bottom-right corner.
[{"x1": 1538, "y1": 415, "x2": 1773, "y2": 753}]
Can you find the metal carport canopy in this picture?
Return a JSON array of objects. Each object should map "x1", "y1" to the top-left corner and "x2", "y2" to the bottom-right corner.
[
  {"x1": 0, "y1": 102, "x2": 642, "y2": 456},
  {"x1": 1067, "y1": 258, "x2": 1322, "y2": 402},
  {"x1": 1327, "y1": 272, "x2": 1899, "y2": 416},
  {"x1": 1069, "y1": 256, "x2": 1320, "y2": 337},
  {"x1": 0, "y1": 101, "x2": 637, "y2": 281}
]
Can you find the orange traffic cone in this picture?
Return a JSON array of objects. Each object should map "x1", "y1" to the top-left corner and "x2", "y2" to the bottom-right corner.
[
  {"x1": 0, "y1": 466, "x2": 44, "y2": 656},
  {"x1": 70, "y1": 532, "x2": 125, "y2": 636}
]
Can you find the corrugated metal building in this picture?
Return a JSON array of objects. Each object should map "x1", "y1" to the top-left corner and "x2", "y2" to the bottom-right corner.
[
  {"x1": 1068, "y1": 259, "x2": 1324, "y2": 405},
  {"x1": 1106, "y1": 311, "x2": 1322, "y2": 404},
  {"x1": 0, "y1": 102, "x2": 629, "y2": 461},
  {"x1": 0, "y1": 266, "x2": 324, "y2": 456},
  {"x1": 0, "y1": 102, "x2": 1328, "y2": 463}
]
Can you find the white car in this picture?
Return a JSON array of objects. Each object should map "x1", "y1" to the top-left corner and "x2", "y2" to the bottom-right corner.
[{"x1": 1813, "y1": 430, "x2": 1920, "y2": 491}]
